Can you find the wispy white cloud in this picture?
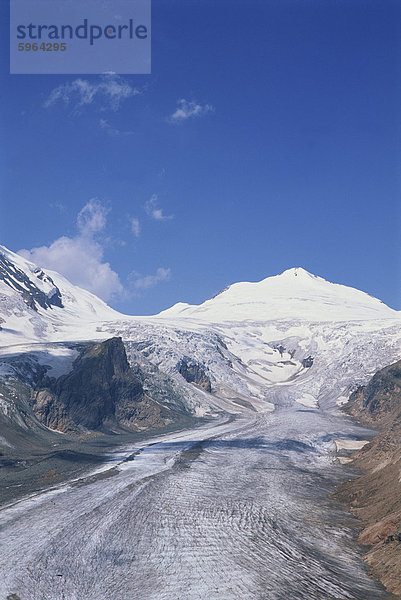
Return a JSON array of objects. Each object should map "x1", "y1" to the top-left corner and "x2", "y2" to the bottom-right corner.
[
  {"x1": 131, "y1": 267, "x2": 171, "y2": 289},
  {"x1": 99, "y1": 119, "x2": 134, "y2": 137},
  {"x1": 44, "y1": 74, "x2": 141, "y2": 112},
  {"x1": 49, "y1": 201, "x2": 66, "y2": 213},
  {"x1": 144, "y1": 194, "x2": 173, "y2": 221},
  {"x1": 169, "y1": 99, "x2": 214, "y2": 123},
  {"x1": 19, "y1": 199, "x2": 123, "y2": 302},
  {"x1": 77, "y1": 198, "x2": 108, "y2": 235},
  {"x1": 130, "y1": 217, "x2": 141, "y2": 238}
]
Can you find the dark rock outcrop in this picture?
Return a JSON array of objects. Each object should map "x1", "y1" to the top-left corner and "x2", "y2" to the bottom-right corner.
[
  {"x1": 176, "y1": 357, "x2": 212, "y2": 392},
  {"x1": 302, "y1": 355, "x2": 314, "y2": 368},
  {"x1": 336, "y1": 359, "x2": 401, "y2": 597},
  {"x1": 346, "y1": 360, "x2": 401, "y2": 427},
  {"x1": 32, "y1": 337, "x2": 172, "y2": 433}
]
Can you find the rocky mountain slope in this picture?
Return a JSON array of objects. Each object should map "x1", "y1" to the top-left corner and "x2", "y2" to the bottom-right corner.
[
  {"x1": 1, "y1": 243, "x2": 401, "y2": 430},
  {"x1": 0, "y1": 333, "x2": 203, "y2": 504},
  {"x1": 336, "y1": 359, "x2": 401, "y2": 596},
  {"x1": 32, "y1": 337, "x2": 176, "y2": 433}
]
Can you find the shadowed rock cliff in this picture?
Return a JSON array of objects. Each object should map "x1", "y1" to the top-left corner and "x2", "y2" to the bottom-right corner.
[
  {"x1": 176, "y1": 357, "x2": 212, "y2": 392},
  {"x1": 336, "y1": 359, "x2": 401, "y2": 597},
  {"x1": 32, "y1": 337, "x2": 173, "y2": 433}
]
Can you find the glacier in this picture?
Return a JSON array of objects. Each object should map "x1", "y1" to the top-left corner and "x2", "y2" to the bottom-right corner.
[{"x1": 0, "y1": 245, "x2": 401, "y2": 599}]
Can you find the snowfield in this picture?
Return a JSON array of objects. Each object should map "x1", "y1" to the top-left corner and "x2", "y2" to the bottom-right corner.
[{"x1": 1, "y1": 246, "x2": 401, "y2": 599}]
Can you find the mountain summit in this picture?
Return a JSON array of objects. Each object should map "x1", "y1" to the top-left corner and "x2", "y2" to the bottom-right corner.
[{"x1": 158, "y1": 267, "x2": 398, "y2": 322}]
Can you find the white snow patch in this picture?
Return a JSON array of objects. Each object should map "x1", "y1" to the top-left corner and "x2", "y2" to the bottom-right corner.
[
  {"x1": 334, "y1": 439, "x2": 369, "y2": 451},
  {"x1": 296, "y1": 394, "x2": 318, "y2": 408}
]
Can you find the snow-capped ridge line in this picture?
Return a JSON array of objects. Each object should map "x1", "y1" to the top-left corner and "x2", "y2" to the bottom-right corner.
[
  {"x1": 0, "y1": 244, "x2": 123, "y2": 345},
  {"x1": 0, "y1": 244, "x2": 399, "y2": 346},
  {"x1": 0, "y1": 245, "x2": 120, "y2": 315}
]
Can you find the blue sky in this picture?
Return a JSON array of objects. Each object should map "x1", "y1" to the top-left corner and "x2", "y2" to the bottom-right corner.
[{"x1": 1, "y1": 0, "x2": 400, "y2": 314}]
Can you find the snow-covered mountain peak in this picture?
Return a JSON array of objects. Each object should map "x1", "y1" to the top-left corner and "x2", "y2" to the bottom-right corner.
[
  {"x1": 157, "y1": 268, "x2": 399, "y2": 323},
  {"x1": 279, "y1": 266, "x2": 316, "y2": 277}
]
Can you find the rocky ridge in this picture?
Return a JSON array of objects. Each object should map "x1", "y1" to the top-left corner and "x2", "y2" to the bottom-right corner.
[
  {"x1": 336, "y1": 359, "x2": 401, "y2": 597},
  {"x1": 0, "y1": 252, "x2": 63, "y2": 312}
]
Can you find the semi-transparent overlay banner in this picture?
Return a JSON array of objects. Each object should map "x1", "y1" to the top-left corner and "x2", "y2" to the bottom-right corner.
[{"x1": 10, "y1": 0, "x2": 151, "y2": 74}]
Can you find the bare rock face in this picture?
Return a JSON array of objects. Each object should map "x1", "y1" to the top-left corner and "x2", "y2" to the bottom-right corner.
[
  {"x1": 176, "y1": 357, "x2": 212, "y2": 392},
  {"x1": 32, "y1": 337, "x2": 172, "y2": 433},
  {"x1": 336, "y1": 359, "x2": 401, "y2": 597},
  {"x1": 346, "y1": 360, "x2": 401, "y2": 428},
  {"x1": 0, "y1": 252, "x2": 63, "y2": 311}
]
